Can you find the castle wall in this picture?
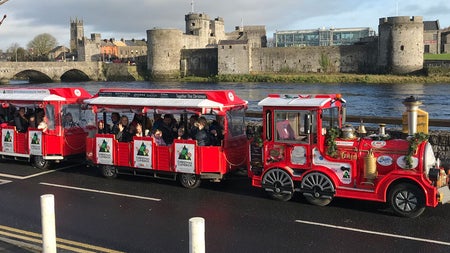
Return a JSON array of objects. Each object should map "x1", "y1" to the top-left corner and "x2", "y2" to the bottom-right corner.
[
  {"x1": 218, "y1": 42, "x2": 250, "y2": 74},
  {"x1": 248, "y1": 44, "x2": 377, "y2": 74},
  {"x1": 181, "y1": 48, "x2": 218, "y2": 77}
]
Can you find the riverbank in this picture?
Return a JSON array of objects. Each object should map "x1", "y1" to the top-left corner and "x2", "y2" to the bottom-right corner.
[{"x1": 180, "y1": 72, "x2": 450, "y2": 84}]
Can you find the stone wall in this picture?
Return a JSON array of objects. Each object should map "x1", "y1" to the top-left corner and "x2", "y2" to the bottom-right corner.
[
  {"x1": 181, "y1": 48, "x2": 218, "y2": 77},
  {"x1": 428, "y1": 131, "x2": 450, "y2": 169},
  {"x1": 249, "y1": 43, "x2": 378, "y2": 74}
]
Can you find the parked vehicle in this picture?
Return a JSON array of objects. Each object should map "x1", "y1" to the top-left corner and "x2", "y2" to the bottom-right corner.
[
  {"x1": 0, "y1": 87, "x2": 93, "y2": 169},
  {"x1": 84, "y1": 88, "x2": 248, "y2": 189},
  {"x1": 249, "y1": 93, "x2": 449, "y2": 218}
]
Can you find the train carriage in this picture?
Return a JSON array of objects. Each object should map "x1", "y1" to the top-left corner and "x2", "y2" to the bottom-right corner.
[
  {"x1": 0, "y1": 87, "x2": 93, "y2": 169},
  {"x1": 84, "y1": 89, "x2": 248, "y2": 188}
]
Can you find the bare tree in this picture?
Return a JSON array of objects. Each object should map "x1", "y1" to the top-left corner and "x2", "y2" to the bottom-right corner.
[{"x1": 27, "y1": 33, "x2": 58, "y2": 60}]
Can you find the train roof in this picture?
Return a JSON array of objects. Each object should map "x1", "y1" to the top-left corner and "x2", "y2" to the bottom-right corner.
[
  {"x1": 85, "y1": 89, "x2": 248, "y2": 114},
  {"x1": 0, "y1": 87, "x2": 91, "y2": 102},
  {"x1": 258, "y1": 94, "x2": 345, "y2": 108}
]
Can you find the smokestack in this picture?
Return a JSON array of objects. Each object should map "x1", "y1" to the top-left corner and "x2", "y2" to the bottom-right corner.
[{"x1": 402, "y1": 96, "x2": 422, "y2": 136}]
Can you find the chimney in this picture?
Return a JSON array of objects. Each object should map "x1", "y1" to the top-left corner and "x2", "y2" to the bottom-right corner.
[{"x1": 402, "y1": 96, "x2": 422, "y2": 136}]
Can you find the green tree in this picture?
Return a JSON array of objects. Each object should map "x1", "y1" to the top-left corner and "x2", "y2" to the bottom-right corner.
[{"x1": 27, "y1": 33, "x2": 57, "y2": 61}]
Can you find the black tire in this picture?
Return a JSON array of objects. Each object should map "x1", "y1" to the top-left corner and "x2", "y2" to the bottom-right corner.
[
  {"x1": 32, "y1": 156, "x2": 51, "y2": 170},
  {"x1": 100, "y1": 165, "x2": 117, "y2": 179},
  {"x1": 178, "y1": 173, "x2": 201, "y2": 189},
  {"x1": 262, "y1": 168, "x2": 294, "y2": 201},
  {"x1": 301, "y1": 172, "x2": 335, "y2": 206},
  {"x1": 389, "y1": 183, "x2": 425, "y2": 218}
]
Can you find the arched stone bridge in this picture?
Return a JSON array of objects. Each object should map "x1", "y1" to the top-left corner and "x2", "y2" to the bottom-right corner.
[{"x1": 0, "y1": 61, "x2": 106, "y2": 83}]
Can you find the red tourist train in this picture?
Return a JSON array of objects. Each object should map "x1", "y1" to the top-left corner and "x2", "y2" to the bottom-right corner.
[
  {"x1": 0, "y1": 87, "x2": 448, "y2": 217},
  {"x1": 0, "y1": 87, "x2": 93, "y2": 169}
]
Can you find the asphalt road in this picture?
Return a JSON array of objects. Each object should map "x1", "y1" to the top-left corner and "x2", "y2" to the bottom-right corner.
[{"x1": 1, "y1": 160, "x2": 450, "y2": 253}]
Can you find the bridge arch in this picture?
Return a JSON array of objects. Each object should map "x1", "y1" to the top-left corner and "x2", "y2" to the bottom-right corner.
[
  {"x1": 14, "y1": 70, "x2": 53, "y2": 83},
  {"x1": 61, "y1": 69, "x2": 91, "y2": 82}
]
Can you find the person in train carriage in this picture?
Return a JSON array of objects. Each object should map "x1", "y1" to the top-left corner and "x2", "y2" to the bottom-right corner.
[
  {"x1": 194, "y1": 117, "x2": 212, "y2": 146},
  {"x1": 109, "y1": 112, "x2": 121, "y2": 135},
  {"x1": 151, "y1": 129, "x2": 166, "y2": 146},
  {"x1": 135, "y1": 122, "x2": 144, "y2": 137},
  {"x1": 151, "y1": 114, "x2": 163, "y2": 131},
  {"x1": 97, "y1": 120, "x2": 110, "y2": 134},
  {"x1": 188, "y1": 114, "x2": 199, "y2": 139},
  {"x1": 28, "y1": 115, "x2": 37, "y2": 128},
  {"x1": 63, "y1": 112, "x2": 77, "y2": 128},
  {"x1": 209, "y1": 116, "x2": 225, "y2": 146},
  {"x1": 176, "y1": 126, "x2": 190, "y2": 140},
  {"x1": 38, "y1": 116, "x2": 48, "y2": 132},
  {"x1": 116, "y1": 115, "x2": 133, "y2": 142},
  {"x1": 160, "y1": 114, "x2": 177, "y2": 145},
  {"x1": 14, "y1": 107, "x2": 29, "y2": 132}
]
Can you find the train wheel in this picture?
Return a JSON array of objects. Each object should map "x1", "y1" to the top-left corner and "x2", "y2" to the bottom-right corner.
[
  {"x1": 262, "y1": 168, "x2": 294, "y2": 201},
  {"x1": 178, "y1": 173, "x2": 201, "y2": 189},
  {"x1": 32, "y1": 156, "x2": 51, "y2": 170},
  {"x1": 301, "y1": 172, "x2": 335, "y2": 206},
  {"x1": 100, "y1": 165, "x2": 117, "y2": 179},
  {"x1": 389, "y1": 183, "x2": 425, "y2": 218}
]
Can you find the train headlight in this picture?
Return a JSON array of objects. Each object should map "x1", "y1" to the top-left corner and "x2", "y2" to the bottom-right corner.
[{"x1": 423, "y1": 142, "x2": 436, "y2": 178}]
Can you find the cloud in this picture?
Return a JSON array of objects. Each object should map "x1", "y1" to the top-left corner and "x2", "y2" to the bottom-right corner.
[{"x1": 1, "y1": 0, "x2": 450, "y2": 50}]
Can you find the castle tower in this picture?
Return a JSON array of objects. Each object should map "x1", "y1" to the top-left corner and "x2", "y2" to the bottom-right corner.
[
  {"x1": 185, "y1": 13, "x2": 210, "y2": 47},
  {"x1": 147, "y1": 28, "x2": 183, "y2": 79},
  {"x1": 70, "y1": 18, "x2": 84, "y2": 52},
  {"x1": 378, "y1": 16, "x2": 424, "y2": 74}
]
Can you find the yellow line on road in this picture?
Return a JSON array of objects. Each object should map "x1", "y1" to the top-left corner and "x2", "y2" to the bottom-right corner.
[{"x1": 0, "y1": 225, "x2": 125, "y2": 253}]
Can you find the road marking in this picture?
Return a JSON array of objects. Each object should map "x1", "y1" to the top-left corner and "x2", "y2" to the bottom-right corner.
[
  {"x1": 0, "y1": 224, "x2": 124, "y2": 252},
  {"x1": 0, "y1": 164, "x2": 79, "y2": 180},
  {"x1": 39, "y1": 182, "x2": 162, "y2": 202},
  {"x1": 0, "y1": 179, "x2": 12, "y2": 185},
  {"x1": 295, "y1": 219, "x2": 450, "y2": 246}
]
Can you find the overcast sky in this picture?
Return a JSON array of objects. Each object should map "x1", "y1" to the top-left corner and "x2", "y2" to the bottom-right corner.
[{"x1": 1, "y1": 0, "x2": 450, "y2": 51}]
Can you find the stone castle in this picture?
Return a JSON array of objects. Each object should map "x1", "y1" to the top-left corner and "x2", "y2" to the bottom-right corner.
[{"x1": 147, "y1": 13, "x2": 425, "y2": 79}]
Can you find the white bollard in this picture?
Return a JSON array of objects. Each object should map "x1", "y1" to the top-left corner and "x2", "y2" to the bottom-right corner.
[
  {"x1": 189, "y1": 217, "x2": 205, "y2": 253},
  {"x1": 41, "y1": 194, "x2": 57, "y2": 253}
]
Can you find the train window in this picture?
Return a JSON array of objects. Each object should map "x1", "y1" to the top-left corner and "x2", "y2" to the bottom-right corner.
[
  {"x1": 274, "y1": 110, "x2": 311, "y2": 143},
  {"x1": 322, "y1": 107, "x2": 340, "y2": 130},
  {"x1": 62, "y1": 104, "x2": 83, "y2": 128},
  {"x1": 227, "y1": 110, "x2": 245, "y2": 137},
  {"x1": 265, "y1": 110, "x2": 272, "y2": 141},
  {"x1": 45, "y1": 105, "x2": 55, "y2": 131}
]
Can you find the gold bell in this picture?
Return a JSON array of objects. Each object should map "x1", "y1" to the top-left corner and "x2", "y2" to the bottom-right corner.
[{"x1": 358, "y1": 120, "x2": 367, "y2": 135}]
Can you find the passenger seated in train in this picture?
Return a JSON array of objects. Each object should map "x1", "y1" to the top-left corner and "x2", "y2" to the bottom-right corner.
[
  {"x1": 135, "y1": 122, "x2": 144, "y2": 137},
  {"x1": 63, "y1": 113, "x2": 77, "y2": 128},
  {"x1": 176, "y1": 126, "x2": 190, "y2": 140},
  {"x1": 188, "y1": 115, "x2": 199, "y2": 139},
  {"x1": 160, "y1": 114, "x2": 177, "y2": 145},
  {"x1": 152, "y1": 129, "x2": 166, "y2": 146},
  {"x1": 116, "y1": 115, "x2": 133, "y2": 142},
  {"x1": 38, "y1": 116, "x2": 48, "y2": 132},
  {"x1": 14, "y1": 107, "x2": 29, "y2": 132},
  {"x1": 110, "y1": 112, "x2": 120, "y2": 135},
  {"x1": 97, "y1": 120, "x2": 110, "y2": 134},
  {"x1": 194, "y1": 117, "x2": 211, "y2": 146},
  {"x1": 209, "y1": 117, "x2": 224, "y2": 146}
]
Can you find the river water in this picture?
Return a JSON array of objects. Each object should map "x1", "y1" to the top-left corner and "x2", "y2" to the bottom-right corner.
[{"x1": 6, "y1": 81, "x2": 450, "y2": 122}]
